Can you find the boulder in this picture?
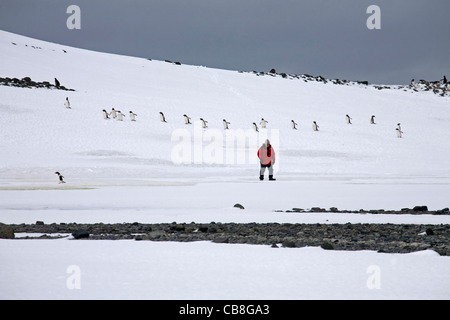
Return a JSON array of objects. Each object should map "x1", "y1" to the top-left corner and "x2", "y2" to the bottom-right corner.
[
  {"x1": 233, "y1": 203, "x2": 245, "y2": 209},
  {"x1": 0, "y1": 223, "x2": 15, "y2": 239},
  {"x1": 72, "y1": 229, "x2": 89, "y2": 239}
]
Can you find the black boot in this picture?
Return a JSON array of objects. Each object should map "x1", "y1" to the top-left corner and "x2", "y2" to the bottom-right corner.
[
  {"x1": 269, "y1": 175, "x2": 276, "y2": 181},
  {"x1": 259, "y1": 175, "x2": 264, "y2": 181}
]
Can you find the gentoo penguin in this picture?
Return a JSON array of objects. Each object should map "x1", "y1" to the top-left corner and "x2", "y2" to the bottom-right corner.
[
  {"x1": 370, "y1": 115, "x2": 376, "y2": 124},
  {"x1": 183, "y1": 114, "x2": 192, "y2": 124},
  {"x1": 346, "y1": 114, "x2": 352, "y2": 124},
  {"x1": 396, "y1": 128, "x2": 403, "y2": 138},
  {"x1": 253, "y1": 122, "x2": 259, "y2": 132},
  {"x1": 159, "y1": 112, "x2": 167, "y2": 123},
  {"x1": 102, "y1": 109, "x2": 110, "y2": 119},
  {"x1": 260, "y1": 118, "x2": 268, "y2": 128},
  {"x1": 291, "y1": 120, "x2": 298, "y2": 130},
  {"x1": 223, "y1": 119, "x2": 230, "y2": 130},
  {"x1": 117, "y1": 111, "x2": 125, "y2": 121},
  {"x1": 200, "y1": 118, "x2": 208, "y2": 128},
  {"x1": 55, "y1": 172, "x2": 65, "y2": 184},
  {"x1": 110, "y1": 108, "x2": 117, "y2": 118},
  {"x1": 397, "y1": 123, "x2": 402, "y2": 131},
  {"x1": 64, "y1": 97, "x2": 71, "y2": 109},
  {"x1": 312, "y1": 121, "x2": 319, "y2": 131},
  {"x1": 129, "y1": 111, "x2": 137, "y2": 121}
]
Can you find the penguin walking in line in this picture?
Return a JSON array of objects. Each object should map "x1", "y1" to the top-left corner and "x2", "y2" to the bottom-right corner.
[
  {"x1": 55, "y1": 172, "x2": 65, "y2": 184},
  {"x1": 223, "y1": 119, "x2": 230, "y2": 130},
  {"x1": 346, "y1": 114, "x2": 352, "y2": 124},
  {"x1": 312, "y1": 121, "x2": 319, "y2": 131},
  {"x1": 291, "y1": 120, "x2": 298, "y2": 130},
  {"x1": 117, "y1": 111, "x2": 125, "y2": 121},
  {"x1": 200, "y1": 118, "x2": 208, "y2": 128},
  {"x1": 260, "y1": 118, "x2": 268, "y2": 128},
  {"x1": 64, "y1": 97, "x2": 71, "y2": 109},
  {"x1": 159, "y1": 112, "x2": 167, "y2": 123},
  {"x1": 110, "y1": 108, "x2": 117, "y2": 119},
  {"x1": 253, "y1": 122, "x2": 259, "y2": 132},
  {"x1": 129, "y1": 111, "x2": 137, "y2": 121},
  {"x1": 370, "y1": 115, "x2": 376, "y2": 124},
  {"x1": 183, "y1": 114, "x2": 192, "y2": 124},
  {"x1": 102, "y1": 109, "x2": 110, "y2": 119}
]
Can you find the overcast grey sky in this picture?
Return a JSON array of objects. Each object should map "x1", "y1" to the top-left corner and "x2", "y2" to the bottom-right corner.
[{"x1": 1, "y1": 0, "x2": 449, "y2": 84}]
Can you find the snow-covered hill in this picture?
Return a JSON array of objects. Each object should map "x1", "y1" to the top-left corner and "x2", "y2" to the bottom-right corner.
[
  {"x1": 1, "y1": 30, "x2": 449, "y2": 186},
  {"x1": 1, "y1": 30, "x2": 449, "y2": 300}
]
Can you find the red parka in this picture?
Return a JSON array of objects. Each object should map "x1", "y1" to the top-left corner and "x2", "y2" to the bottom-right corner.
[{"x1": 257, "y1": 143, "x2": 275, "y2": 166}]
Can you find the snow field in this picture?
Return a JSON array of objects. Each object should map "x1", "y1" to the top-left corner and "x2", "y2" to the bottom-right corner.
[{"x1": 0, "y1": 30, "x2": 449, "y2": 300}]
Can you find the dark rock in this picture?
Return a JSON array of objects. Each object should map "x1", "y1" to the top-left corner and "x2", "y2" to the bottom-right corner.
[
  {"x1": 72, "y1": 229, "x2": 89, "y2": 239},
  {"x1": 321, "y1": 242, "x2": 334, "y2": 250},
  {"x1": 413, "y1": 206, "x2": 428, "y2": 212},
  {"x1": 213, "y1": 236, "x2": 229, "y2": 243},
  {"x1": 425, "y1": 228, "x2": 434, "y2": 236},
  {"x1": 233, "y1": 203, "x2": 245, "y2": 209},
  {"x1": 0, "y1": 223, "x2": 15, "y2": 239},
  {"x1": 36, "y1": 221, "x2": 44, "y2": 225},
  {"x1": 170, "y1": 224, "x2": 185, "y2": 232},
  {"x1": 282, "y1": 240, "x2": 296, "y2": 248}
]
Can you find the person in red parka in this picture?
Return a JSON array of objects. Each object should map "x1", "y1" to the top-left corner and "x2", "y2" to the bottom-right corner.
[{"x1": 257, "y1": 139, "x2": 276, "y2": 181}]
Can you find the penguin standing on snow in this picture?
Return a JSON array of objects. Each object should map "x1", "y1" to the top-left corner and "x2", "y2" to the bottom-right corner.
[
  {"x1": 200, "y1": 118, "x2": 208, "y2": 128},
  {"x1": 223, "y1": 119, "x2": 230, "y2": 130},
  {"x1": 117, "y1": 111, "x2": 125, "y2": 121},
  {"x1": 129, "y1": 111, "x2": 137, "y2": 121},
  {"x1": 183, "y1": 114, "x2": 192, "y2": 124},
  {"x1": 55, "y1": 172, "x2": 65, "y2": 184},
  {"x1": 370, "y1": 115, "x2": 376, "y2": 124},
  {"x1": 291, "y1": 120, "x2": 298, "y2": 130},
  {"x1": 64, "y1": 97, "x2": 71, "y2": 109},
  {"x1": 110, "y1": 108, "x2": 117, "y2": 119},
  {"x1": 312, "y1": 121, "x2": 319, "y2": 131},
  {"x1": 260, "y1": 118, "x2": 268, "y2": 128},
  {"x1": 102, "y1": 109, "x2": 110, "y2": 119},
  {"x1": 396, "y1": 123, "x2": 403, "y2": 138},
  {"x1": 346, "y1": 114, "x2": 352, "y2": 124},
  {"x1": 253, "y1": 122, "x2": 259, "y2": 132},
  {"x1": 159, "y1": 112, "x2": 167, "y2": 123}
]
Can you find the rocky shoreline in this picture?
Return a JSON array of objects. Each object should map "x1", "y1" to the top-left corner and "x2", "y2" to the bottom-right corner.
[{"x1": 3, "y1": 215, "x2": 450, "y2": 256}]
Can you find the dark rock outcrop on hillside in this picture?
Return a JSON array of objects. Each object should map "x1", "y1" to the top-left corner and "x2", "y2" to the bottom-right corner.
[
  {"x1": 0, "y1": 76, "x2": 75, "y2": 91},
  {"x1": 242, "y1": 69, "x2": 450, "y2": 97}
]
